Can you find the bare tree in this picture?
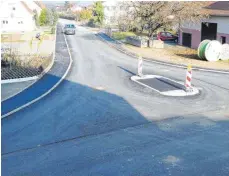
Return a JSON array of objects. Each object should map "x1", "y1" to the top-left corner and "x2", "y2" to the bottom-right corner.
[{"x1": 120, "y1": 1, "x2": 209, "y2": 38}]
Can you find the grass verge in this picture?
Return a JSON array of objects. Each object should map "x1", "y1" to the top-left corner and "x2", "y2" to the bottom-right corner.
[{"x1": 112, "y1": 32, "x2": 136, "y2": 40}]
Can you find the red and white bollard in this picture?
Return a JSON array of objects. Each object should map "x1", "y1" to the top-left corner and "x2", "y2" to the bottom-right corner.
[
  {"x1": 185, "y1": 65, "x2": 192, "y2": 90},
  {"x1": 138, "y1": 55, "x2": 143, "y2": 77}
]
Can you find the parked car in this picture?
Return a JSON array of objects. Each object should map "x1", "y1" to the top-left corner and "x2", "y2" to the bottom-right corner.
[
  {"x1": 63, "y1": 24, "x2": 76, "y2": 35},
  {"x1": 157, "y1": 32, "x2": 178, "y2": 42}
]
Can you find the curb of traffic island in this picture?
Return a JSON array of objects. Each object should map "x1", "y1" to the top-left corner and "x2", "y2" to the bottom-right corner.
[
  {"x1": 95, "y1": 32, "x2": 229, "y2": 75},
  {"x1": 1, "y1": 26, "x2": 57, "y2": 103},
  {"x1": 2, "y1": 26, "x2": 73, "y2": 119}
]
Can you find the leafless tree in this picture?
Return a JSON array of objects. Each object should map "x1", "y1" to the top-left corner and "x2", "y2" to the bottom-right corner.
[{"x1": 117, "y1": 1, "x2": 209, "y2": 38}]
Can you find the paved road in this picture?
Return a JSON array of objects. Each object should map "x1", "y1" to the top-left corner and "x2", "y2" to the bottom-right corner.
[{"x1": 2, "y1": 19, "x2": 229, "y2": 176}]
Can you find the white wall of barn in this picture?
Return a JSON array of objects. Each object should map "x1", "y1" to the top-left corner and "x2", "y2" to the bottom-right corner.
[{"x1": 181, "y1": 16, "x2": 229, "y2": 34}]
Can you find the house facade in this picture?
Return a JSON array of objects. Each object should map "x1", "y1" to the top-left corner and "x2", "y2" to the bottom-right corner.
[
  {"x1": 179, "y1": 1, "x2": 229, "y2": 49},
  {"x1": 0, "y1": 1, "x2": 43, "y2": 32}
]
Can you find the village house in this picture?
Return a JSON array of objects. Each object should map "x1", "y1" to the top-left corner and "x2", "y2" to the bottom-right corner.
[
  {"x1": 179, "y1": 1, "x2": 229, "y2": 49},
  {"x1": 0, "y1": 1, "x2": 45, "y2": 32}
]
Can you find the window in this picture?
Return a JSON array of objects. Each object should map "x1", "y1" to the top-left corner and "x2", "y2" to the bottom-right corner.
[
  {"x1": 3, "y1": 20, "x2": 8, "y2": 24},
  {"x1": 221, "y1": 36, "x2": 226, "y2": 44},
  {"x1": 166, "y1": 32, "x2": 173, "y2": 37},
  {"x1": 161, "y1": 32, "x2": 166, "y2": 36}
]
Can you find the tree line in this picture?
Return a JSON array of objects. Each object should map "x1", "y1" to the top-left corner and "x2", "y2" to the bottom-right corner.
[{"x1": 60, "y1": 1, "x2": 209, "y2": 36}]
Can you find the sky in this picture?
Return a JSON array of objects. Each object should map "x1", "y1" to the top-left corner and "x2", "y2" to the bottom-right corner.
[{"x1": 43, "y1": 1, "x2": 93, "y2": 6}]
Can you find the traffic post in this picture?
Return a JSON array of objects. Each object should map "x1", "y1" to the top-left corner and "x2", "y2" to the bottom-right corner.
[
  {"x1": 185, "y1": 65, "x2": 192, "y2": 91},
  {"x1": 138, "y1": 54, "x2": 143, "y2": 77}
]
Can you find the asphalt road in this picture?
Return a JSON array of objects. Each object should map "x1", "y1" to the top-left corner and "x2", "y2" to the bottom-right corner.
[{"x1": 2, "y1": 19, "x2": 229, "y2": 176}]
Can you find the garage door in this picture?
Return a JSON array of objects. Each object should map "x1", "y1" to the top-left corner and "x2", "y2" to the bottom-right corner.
[{"x1": 182, "y1": 33, "x2": 192, "y2": 47}]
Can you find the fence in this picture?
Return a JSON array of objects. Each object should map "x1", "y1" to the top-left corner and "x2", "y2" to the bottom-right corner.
[{"x1": 1, "y1": 53, "x2": 53, "y2": 80}]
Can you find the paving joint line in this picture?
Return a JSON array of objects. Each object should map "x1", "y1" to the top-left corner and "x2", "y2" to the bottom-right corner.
[{"x1": 2, "y1": 106, "x2": 223, "y2": 156}]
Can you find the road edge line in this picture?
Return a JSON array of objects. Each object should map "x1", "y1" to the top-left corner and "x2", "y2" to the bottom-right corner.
[{"x1": 2, "y1": 26, "x2": 73, "y2": 119}]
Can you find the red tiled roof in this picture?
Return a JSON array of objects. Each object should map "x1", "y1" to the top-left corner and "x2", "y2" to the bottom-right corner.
[{"x1": 20, "y1": 1, "x2": 34, "y2": 14}]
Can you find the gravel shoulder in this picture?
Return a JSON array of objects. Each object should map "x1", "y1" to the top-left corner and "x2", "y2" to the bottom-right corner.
[{"x1": 123, "y1": 44, "x2": 229, "y2": 71}]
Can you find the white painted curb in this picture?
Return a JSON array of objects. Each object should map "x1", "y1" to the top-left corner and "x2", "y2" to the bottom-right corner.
[
  {"x1": 131, "y1": 75, "x2": 199, "y2": 97},
  {"x1": 2, "y1": 26, "x2": 73, "y2": 118},
  {"x1": 1, "y1": 76, "x2": 38, "y2": 84},
  {"x1": 95, "y1": 32, "x2": 229, "y2": 75},
  {"x1": 1, "y1": 26, "x2": 57, "y2": 102}
]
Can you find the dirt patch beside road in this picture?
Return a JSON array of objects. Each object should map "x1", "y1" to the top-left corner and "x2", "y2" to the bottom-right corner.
[{"x1": 123, "y1": 44, "x2": 229, "y2": 71}]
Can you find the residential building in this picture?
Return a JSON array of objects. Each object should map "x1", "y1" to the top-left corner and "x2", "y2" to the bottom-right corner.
[
  {"x1": 179, "y1": 1, "x2": 229, "y2": 49},
  {"x1": 0, "y1": 1, "x2": 44, "y2": 32}
]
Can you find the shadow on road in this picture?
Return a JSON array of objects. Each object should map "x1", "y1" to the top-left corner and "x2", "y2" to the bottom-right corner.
[
  {"x1": 118, "y1": 66, "x2": 135, "y2": 75},
  {"x1": 2, "y1": 73, "x2": 229, "y2": 176}
]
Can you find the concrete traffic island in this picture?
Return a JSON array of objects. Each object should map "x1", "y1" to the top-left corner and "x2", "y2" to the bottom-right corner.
[{"x1": 131, "y1": 75, "x2": 200, "y2": 97}]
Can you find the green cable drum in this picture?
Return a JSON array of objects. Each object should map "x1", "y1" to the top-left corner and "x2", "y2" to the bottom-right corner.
[{"x1": 198, "y1": 40, "x2": 210, "y2": 59}]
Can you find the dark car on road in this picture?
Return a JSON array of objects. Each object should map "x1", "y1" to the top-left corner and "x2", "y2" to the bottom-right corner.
[
  {"x1": 64, "y1": 24, "x2": 76, "y2": 35},
  {"x1": 157, "y1": 32, "x2": 178, "y2": 42}
]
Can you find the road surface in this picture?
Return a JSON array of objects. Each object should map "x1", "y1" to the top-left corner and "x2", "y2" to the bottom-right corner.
[{"x1": 2, "y1": 19, "x2": 229, "y2": 176}]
